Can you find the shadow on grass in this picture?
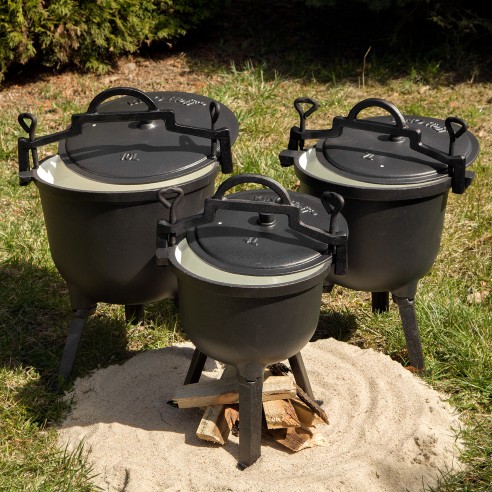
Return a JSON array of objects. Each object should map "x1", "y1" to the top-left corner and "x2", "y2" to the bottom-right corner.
[
  {"x1": 163, "y1": 0, "x2": 491, "y2": 85},
  {"x1": 0, "y1": 260, "x2": 180, "y2": 422},
  {"x1": 311, "y1": 309, "x2": 359, "y2": 342}
]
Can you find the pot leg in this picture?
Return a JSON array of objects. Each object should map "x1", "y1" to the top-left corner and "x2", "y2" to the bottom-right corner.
[
  {"x1": 184, "y1": 349, "x2": 208, "y2": 385},
  {"x1": 59, "y1": 306, "x2": 96, "y2": 383},
  {"x1": 124, "y1": 304, "x2": 144, "y2": 325},
  {"x1": 372, "y1": 292, "x2": 390, "y2": 313},
  {"x1": 392, "y1": 295, "x2": 425, "y2": 372},
  {"x1": 288, "y1": 352, "x2": 315, "y2": 400},
  {"x1": 237, "y1": 371, "x2": 264, "y2": 469}
]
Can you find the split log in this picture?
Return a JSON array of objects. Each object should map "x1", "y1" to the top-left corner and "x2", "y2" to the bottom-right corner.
[
  {"x1": 295, "y1": 386, "x2": 329, "y2": 425},
  {"x1": 195, "y1": 365, "x2": 237, "y2": 445},
  {"x1": 290, "y1": 398, "x2": 326, "y2": 427},
  {"x1": 268, "y1": 426, "x2": 328, "y2": 452},
  {"x1": 263, "y1": 399, "x2": 300, "y2": 429},
  {"x1": 196, "y1": 404, "x2": 239, "y2": 444},
  {"x1": 172, "y1": 374, "x2": 296, "y2": 408}
]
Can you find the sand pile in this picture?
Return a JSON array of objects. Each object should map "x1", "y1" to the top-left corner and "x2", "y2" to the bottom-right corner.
[{"x1": 57, "y1": 339, "x2": 463, "y2": 491}]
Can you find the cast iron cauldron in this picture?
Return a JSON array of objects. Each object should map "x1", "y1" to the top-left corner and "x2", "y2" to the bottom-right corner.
[
  {"x1": 156, "y1": 173, "x2": 347, "y2": 467},
  {"x1": 280, "y1": 97, "x2": 480, "y2": 370},
  {"x1": 17, "y1": 87, "x2": 239, "y2": 381}
]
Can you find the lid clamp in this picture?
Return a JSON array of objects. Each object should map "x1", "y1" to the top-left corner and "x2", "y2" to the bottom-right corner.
[
  {"x1": 17, "y1": 87, "x2": 235, "y2": 186},
  {"x1": 17, "y1": 112, "x2": 39, "y2": 185},
  {"x1": 290, "y1": 97, "x2": 473, "y2": 194},
  {"x1": 156, "y1": 187, "x2": 185, "y2": 265},
  {"x1": 287, "y1": 97, "x2": 331, "y2": 153},
  {"x1": 156, "y1": 174, "x2": 348, "y2": 275}
]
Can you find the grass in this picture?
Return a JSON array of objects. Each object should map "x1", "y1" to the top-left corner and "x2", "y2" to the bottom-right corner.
[{"x1": 0, "y1": 9, "x2": 491, "y2": 489}]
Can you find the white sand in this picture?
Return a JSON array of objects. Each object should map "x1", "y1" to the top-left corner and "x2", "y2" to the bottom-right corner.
[{"x1": 57, "y1": 339, "x2": 463, "y2": 492}]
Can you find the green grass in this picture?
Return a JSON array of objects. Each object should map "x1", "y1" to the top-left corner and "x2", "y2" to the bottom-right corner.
[{"x1": 0, "y1": 42, "x2": 491, "y2": 491}]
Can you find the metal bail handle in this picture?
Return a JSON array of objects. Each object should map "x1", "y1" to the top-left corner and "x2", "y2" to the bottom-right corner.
[
  {"x1": 212, "y1": 173, "x2": 292, "y2": 204},
  {"x1": 86, "y1": 87, "x2": 159, "y2": 113},
  {"x1": 346, "y1": 98, "x2": 406, "y2": 129}
]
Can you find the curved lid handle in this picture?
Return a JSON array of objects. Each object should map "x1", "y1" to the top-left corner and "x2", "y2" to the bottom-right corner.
[
  {"x1": 213, "y1": 173, "x2": 292, "y2": 204},
  {"x1": 346, "y1": 98, "x2": 406, "y2": 129},
  {"x1": 86, "y1": 87, "x2": 159, "y2": 113}
]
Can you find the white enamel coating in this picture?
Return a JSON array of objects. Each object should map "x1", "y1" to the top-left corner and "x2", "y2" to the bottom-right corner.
[
  {"x1": 173, "y1": 238, "x2": 329, "y2": 286},
  {"x1": 35, "y1": 154, "x2": 216, "y2": 192},
  {"x1": 299, "y1": 147, "x2": 447, "y2": 189}
]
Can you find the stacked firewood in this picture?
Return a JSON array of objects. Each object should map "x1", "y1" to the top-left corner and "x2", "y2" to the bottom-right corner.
[{"x1": 170, "y1": 364, "x2": 329, "y2": 452}]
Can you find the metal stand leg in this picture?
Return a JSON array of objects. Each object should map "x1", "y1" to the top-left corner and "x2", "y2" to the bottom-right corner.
[
  {"x1": 237, "y1": 372, "x2": 264, "y2": 469},
  {"x1": 288, "y1": 352, "x2": 314, "y2": 399},
  {"x1": 124, "y1": 304, "x2": 144, "y2": 325},
  {"x1": 59, "y1": 306, "x2": 96, "y2": 383},
  {"x1": 392, "y1": 295, "x2": 425, "y2": 371},
  {"x1": 184, "y1": 349, "x2": 208, "y2": 385},
  {"x1": 372, "y1": 292, "x2": 390, "y2": 313}
]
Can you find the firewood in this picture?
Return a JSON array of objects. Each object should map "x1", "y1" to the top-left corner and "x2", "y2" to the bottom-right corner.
[
  {"x1": 290, "y1": 398, "x2": 326, "y2": 427},
  {"x1": 263, "y1": 399, "x2": 300, "y2": 429},
  {"x1": 268, "y1": 426, "x2": 328, "y2": 452},
  {"x1": 267, "y1": 427, "x2": 312, "y2": 452},
  {"x1": 195, "y1": 365, "x2": 237, "y2": 445},
  {"x1": 172, "y1": 374, "x2": 296, "y2": 408},
  {"x1": 295, "y1": 386, "x2": 329, "y2": 425}
]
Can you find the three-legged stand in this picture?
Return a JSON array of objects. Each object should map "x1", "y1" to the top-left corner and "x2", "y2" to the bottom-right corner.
[
  {"x1": 57, "y1": 303, "x2": 145, "y2": 384},
  {"x1": 371, "y1": 292, "x2": 425, "y2": 371},
  {"x1": 183, "y1": 348, "x2": 315, "y2": 467}
]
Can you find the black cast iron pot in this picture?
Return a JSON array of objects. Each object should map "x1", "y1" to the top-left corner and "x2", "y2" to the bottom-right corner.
[
  {"x1": 280, "y1": 97, "x2": 480, "y2": 369},
  {"x1": 17, "y1": 86, "x2": 239, "y2": 381},
  {"x1": 156, "y1": 173, "x2": 347, "y2": 466},
  {"x1": 17, "y1": 87, "x2": 238, "y2": 308}
]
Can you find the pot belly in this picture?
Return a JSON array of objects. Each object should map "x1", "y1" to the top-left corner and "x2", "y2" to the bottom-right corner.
[
  {"x1": 37, "y1": 183, "x2": 214, "y2": 308},
  {"x1": 176, "y1": 275, "x2": 323, "y2": 379},
  {"x1": 301, "y1": 183, "x2": 449, "y2": 298}
]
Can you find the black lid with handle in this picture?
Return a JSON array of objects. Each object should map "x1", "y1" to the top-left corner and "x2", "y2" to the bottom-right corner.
[
  {"x1": 18, "y1": 87, "x2": 239, "y2": 186},
  {"x1": 156, "y1": 174, "x2": 348, "y2": 277},
  {"x1": 285, "y1": 97, "x2": 479, "y2": 194}
]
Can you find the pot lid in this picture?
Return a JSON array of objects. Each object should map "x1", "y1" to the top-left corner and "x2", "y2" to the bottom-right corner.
[
  {"x1": 157, "y1": 174, "x2": 347, "y2": 277},
  {"x1": 287, "y1": 98, "x2": 479, "y2": 191},
  {"x1": 57, "y1": 88, "x2": 239, "y2": 185},
  {"x1": 319, "y1": 114, "x2": 479, "y2": 185}
]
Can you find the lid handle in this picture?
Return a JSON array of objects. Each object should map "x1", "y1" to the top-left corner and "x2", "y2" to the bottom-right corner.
[
  {"x1": 346, "y1": 98, "x2": 406, "y2": 130},
  {"x1": 86, "y1": 87, "x2": 159, "y2": 113},
  {"x1": 213, "y1": 173, "x2": 292, "y2": 204}
]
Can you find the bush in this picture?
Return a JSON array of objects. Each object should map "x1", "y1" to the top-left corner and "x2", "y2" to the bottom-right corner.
[
  {"x1": 303, "y1": 0, "x2": 491, "y2": 56},
  {"x1": 0, "y1": 0, "x2": 222, "y2": 81}
]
